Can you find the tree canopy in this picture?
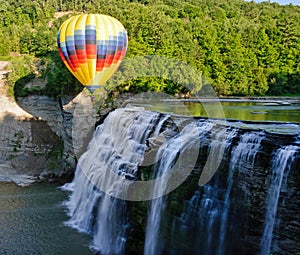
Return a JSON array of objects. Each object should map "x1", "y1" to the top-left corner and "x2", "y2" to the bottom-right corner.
[{"x1": 0, "y1": 0, "x2": 299, "y2": 97}]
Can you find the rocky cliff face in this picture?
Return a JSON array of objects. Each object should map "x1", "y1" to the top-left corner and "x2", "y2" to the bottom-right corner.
[
  {"x1": 0, "y1": 114, "x2": 63, "y2": 185},
  {"x1": 0, "y1": 61, "x2": 100, "y2": 184},
  {"x1": 4, "y1": 93, "x2": 99, "y2": 184},
  {"x1": 17, "y1": 95, "x2": 76, "y2": 167}
]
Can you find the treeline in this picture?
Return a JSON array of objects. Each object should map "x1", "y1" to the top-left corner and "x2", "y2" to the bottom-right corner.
[{"x1": 0, "y1": 0, "x2": 300, "y2": 97}]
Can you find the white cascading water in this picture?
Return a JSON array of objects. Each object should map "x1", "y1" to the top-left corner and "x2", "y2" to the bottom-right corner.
[
  {"x1": 233, "y1": 132, "x2": 265, "y2": 172},
  {"x1": 217, "y1": 131, "x2": 265, "y2": 254},
  {"x1": 169, "y1": 131, "x2": 264, "y2": 255},
  {"x1": 144, "y1": 121, "x2": 215, "y2": 255},
  {"x1": 63, "y1": 107, "x2": 166, "y2": 255},
  {"x1": 260, "y1": 145, "x2": 298, "y2": 255},
  {"x1": 144, "y1": 123, "x2": 241, "y2": 255}
]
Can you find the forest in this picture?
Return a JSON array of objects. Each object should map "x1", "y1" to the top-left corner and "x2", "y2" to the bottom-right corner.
[{"x1": 0, "y1": 0, "x2": 299, "y2": 98}]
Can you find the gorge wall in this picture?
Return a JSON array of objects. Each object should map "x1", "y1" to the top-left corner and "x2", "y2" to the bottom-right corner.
[{"x1": 0, "y1": 89, "x2": 99, "y2": 184}]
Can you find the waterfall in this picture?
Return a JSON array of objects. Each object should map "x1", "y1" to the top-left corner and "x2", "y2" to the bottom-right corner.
[
  {"x1": 63, "y1": 107, "x2": 163, "y2": 254},
  {"x1": 217, "y1": 131, "x2": 264, "y2": 254},
  {"x1": 63, "y1": 107, "x2": 300, "y2": 255},
  {"x1": 144, "y1": 123, "x2": 240, "y2": 255},
  {"x1": 260, "y1": 145, "x2": 298, "y2": 255},
  {"x1": 232, "y1": 132, "x2": 264, "y2": 171},
  {"x1": 144, "y1": 121, "x2": 215, "y2": 255},
  {"x1": 168, "y1": 131, "x2": 265, "y2": 255}
]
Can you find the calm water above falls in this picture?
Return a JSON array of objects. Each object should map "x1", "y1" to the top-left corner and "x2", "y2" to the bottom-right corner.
[{"x1": 131, "y1": 100, "x2": 300, "y2": 123}]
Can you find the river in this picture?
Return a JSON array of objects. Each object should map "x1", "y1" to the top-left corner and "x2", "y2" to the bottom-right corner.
[
  {"x1": 0, "y1": 182, "x2": 93, "y2": 255},
  {"x1": 130, "y1": 99, "x2": 300, "y2": 123}
]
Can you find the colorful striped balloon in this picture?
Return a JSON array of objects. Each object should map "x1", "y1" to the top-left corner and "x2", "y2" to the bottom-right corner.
[{"x1": 57, "y1": 14, "x2": 128, "y2": 92}]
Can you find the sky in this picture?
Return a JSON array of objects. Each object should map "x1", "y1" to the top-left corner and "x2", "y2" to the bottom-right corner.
[{"x1": 246, "y1": 0, "x2": 300, "y2": 5}]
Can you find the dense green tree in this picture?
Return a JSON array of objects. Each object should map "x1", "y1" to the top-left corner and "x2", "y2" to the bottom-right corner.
[{"x1": 0, "y1": 0, "x2": 299, "y2": 97}]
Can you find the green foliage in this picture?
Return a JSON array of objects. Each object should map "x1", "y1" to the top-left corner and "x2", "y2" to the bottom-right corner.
[
  {"x1": 0, "y1": 0, "x2": 300, "y2": 97},
  {"x1": 106, "y1": 56, "x2": 202, "y2": 94},
  {"x1": 6, "y1": 55, "x2": 36, "y2": 98},
  {"x1": 12, "y1": 131, "x2": 24, "y2": 153},
  {"x1": 44, "y1": 51, "x2": 83, "y2": 98}
]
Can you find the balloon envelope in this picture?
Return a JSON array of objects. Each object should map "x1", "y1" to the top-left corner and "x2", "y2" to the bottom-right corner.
[{"x1": 57, "y1": 14, "x2": 128, "y2": 92}]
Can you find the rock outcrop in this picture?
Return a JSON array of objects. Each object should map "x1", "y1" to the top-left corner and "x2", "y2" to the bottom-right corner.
[
  {"x1": 0, "y1": 60, "x2": 101, "y2": 184},
  {"x1": 13, "y1": 93, "x2": 99, "y2": 183},
  {"x1": 0, "y1": 114, "x2": 63, "y2": 185}
]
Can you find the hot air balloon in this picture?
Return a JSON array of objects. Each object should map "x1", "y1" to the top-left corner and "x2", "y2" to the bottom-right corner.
[{"x1": 57, "y1": 14, "x2": 128, "y2": 92}]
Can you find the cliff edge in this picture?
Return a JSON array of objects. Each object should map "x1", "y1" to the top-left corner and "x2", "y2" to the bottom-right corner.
[{"x1": 0, "y1": 61, "x2": 97, "y2": 185}]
